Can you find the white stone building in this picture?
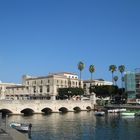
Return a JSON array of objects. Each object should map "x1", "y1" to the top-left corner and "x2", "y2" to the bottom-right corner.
[
  {"x1": 1, "y1": 72, "x2": 83, "y2": 100},
  {"x1": 0, "y1": 81, "x2": 21, "y2": 100}
]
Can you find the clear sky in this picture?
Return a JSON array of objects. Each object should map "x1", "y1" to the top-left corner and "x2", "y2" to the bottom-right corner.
[{"x1": 0, "y1": 0, "x2": 140, "y2": 85}]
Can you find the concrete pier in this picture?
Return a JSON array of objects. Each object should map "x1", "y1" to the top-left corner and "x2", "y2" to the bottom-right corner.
[
  {"x1": 0, "y1": 113, "x2": 29, "y2": 140},
  {"x1": 8, "y1": 127, "x2": 29, "y2": 140},
  {"x1": 0, "y1": 128, "x2": 13, "y2": 140},
  {"x1": 0, "y1": 127, "x2": 30, "y2": 140}
]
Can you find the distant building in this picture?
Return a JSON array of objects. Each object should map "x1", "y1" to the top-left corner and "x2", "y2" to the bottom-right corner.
[
  {"x1": 124, "y1": 68, "x2": 140, "y2": 103},
  {"x1": 1, "y1": 72, "x2": 83, "y2": 100},
  {"x1": 0, "y1": 82, "x2": 21, "y2": 100},
  {"x1": 83, "y1": 79, "x2": 113, "y2": 95}
]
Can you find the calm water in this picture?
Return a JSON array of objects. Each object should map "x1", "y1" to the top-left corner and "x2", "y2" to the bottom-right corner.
[{"x1": 7, "y1": 112, "x2": 140, "y2": 140}]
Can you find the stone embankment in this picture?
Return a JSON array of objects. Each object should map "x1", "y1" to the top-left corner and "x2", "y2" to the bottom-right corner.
[{"x1": 105, "y1": 104, "x2": 140, "y2": 110}]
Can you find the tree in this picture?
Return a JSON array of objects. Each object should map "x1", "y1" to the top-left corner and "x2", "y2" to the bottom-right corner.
[
  {"x1": 113, "y1": 76, "x2": 118, "y2": 86},
  {"x1": 58, "y1": 87, "x2": 84, "y2": 99},
  {"x1": 90, "y1": 85, "x2": 118, "y2": 98},
  {"x1": 78, "y1": 61, "x2": 84, "y2": 87},
  {"x1": 136, "y1": 93, "x2": 140, "y2": 99},
  {"x1": 109, "y1": 65, "x2": 117, "y2": 85},
  {"x1": 89, "y1": 65, "x2": 95, "y2": 80},
  {"x1": 118, "y1": 65, "x2": 125, "y2": 88},
  {"x1": 121, "y1": 76, "x2": 125, "y2": 89}
]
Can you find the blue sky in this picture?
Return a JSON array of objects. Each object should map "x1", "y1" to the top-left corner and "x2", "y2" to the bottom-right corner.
[{"x1": 0, "y1": 0, "x2": 140, "y2": 85}]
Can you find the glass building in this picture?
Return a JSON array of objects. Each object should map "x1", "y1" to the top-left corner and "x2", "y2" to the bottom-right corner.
[
  {"x1": 135, "y1": 68, "x2": 140, "y2": 94},
  {"x1": 124, "y1": 68, "x2": 140, "y2": 102}
]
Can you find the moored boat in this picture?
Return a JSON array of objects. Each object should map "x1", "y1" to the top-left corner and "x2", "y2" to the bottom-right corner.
[
  {"x1": 108, "y1": 108, "x2": 126, "y2": 113},
  {"x1": 121, "y1": 112, "x2": 135, "y2": 116},
  {"x1": 119, "y1": 108, "x2": 127, "y2": 112},
  {"x1": 108, "y1": 109, "x2": 119, "y2": 113},
  {"x1": 10, "y1": 122, "x2": 30, "y2": 133},
  {"x1": 94, "y1": 111, "x2": 105, "y2": 116}
]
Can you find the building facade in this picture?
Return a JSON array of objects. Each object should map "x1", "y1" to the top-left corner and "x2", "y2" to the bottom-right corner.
[
  {"x1": 0, "y1": 82, "x2": 21, "y2": 100},
  {"x1": 135, "y1": 69, "x2": 140, "y2": 94},
  {"x1": 124, "y1": 68, "x2": 140, "y2": 103},
  {"x1": 1, "y1": 72, "x2": 83, "y2": 100}
]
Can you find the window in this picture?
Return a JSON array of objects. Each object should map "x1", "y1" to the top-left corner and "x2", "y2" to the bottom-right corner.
[
  {"x1": 47, "y1": 85, "x2": 50, "y2": 92},
  {"x1": 83, "y1": 84, "x2": 86, "y2": 88},
  {"x1": 40, "y1": 86, "x2": 42, "y2": 93},
  {"x1": 26, "y1": 81, "x2": 29, "y2": 85},
  {"x1": 72, "y1": 81, "x2": 75, "y2": 85},
  {"x1": 68, "y1": 80, "x2": 71, "y2": 87},
  {"x1": 33, "y1": 81, "x2": 36, "y2": 85},
  {"x1": 33, "y1": 86, "x2": 36, "y2": 93}
]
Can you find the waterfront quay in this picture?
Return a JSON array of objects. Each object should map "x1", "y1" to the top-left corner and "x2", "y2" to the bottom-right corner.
[
  {"x1": 0, "y1": 113, "x2": 30, "y2": 140},
  {"x1": 0, "y1": 128, "x2": 29, "y2": 140},
  {"x1": 105, "y1": 104, "x2": 140, "y2": 110}
]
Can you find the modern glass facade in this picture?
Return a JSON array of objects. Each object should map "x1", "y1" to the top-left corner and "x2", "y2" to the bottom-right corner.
[
  {"x1": 124, "y1": 69, "x2": 140, "y2": 101},
  {"x1": 125, "y1": 72, "x2": 136, "y2": 91},
  {"x1": 135, "y1": 68, "x2": 140, "y2": 94},
  {"x1": 124, "y1": 72, "x2": 136, "y2": 99}
]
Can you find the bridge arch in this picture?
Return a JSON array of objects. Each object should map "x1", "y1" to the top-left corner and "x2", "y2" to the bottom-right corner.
[
  {"x1": 86, "y1": 106, "x2": 92, "y2": 111},
  {"x1": 21, "y1": 108, "x2": 34, "y2": 115},
  {"x1": 59, "y1": 107, "x2": 68, "y2": 113},
  {"x1": 42, "y1": 108, "x2": 52, "y2": 114},
  {"x1": 73, "y1": 106, "x2": 81, "y2": 112},
  {"x1": 0, "y1": 109, "x2": 12, "y2": 116}
]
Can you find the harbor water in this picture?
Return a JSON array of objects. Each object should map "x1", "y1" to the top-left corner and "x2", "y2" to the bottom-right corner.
[{"x1": 6, "y1": 112, "x2": 140, "y2": 140}]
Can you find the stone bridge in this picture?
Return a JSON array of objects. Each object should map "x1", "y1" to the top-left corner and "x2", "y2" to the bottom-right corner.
[{"x1": 0, "y1": 100, "x2": 94, "y2": 115}]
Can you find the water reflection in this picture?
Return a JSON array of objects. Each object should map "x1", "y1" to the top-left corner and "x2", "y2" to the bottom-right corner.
[{"x1": 6, "y1": 112, "x2": 140, "y2": 140}]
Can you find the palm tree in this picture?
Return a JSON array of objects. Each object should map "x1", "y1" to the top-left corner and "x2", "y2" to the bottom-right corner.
[
  {"x1": 89, "y1": 65, "x2": 95, "y2": 94},
  {"x1": 89, "y1": 65, "x2": 95, "y2": 80},
  {"x1": 109, "y1": 65, "x2": 117, "y2": 85},
  {"x1": 113, "y1": 76, "x2": 118, "y2": 86},
  {"x1": 122, "y1": 76, "x2": 125, "y2": 82},
  {"x1": 77, "y1": 61, "x2": 84, "y2": 87},
  {"x1": 118, "y1": 65, "x2": 125, "y2": 88},
  {"x1": 121, "y1": 76, "x2": 125, "y2": 90}
]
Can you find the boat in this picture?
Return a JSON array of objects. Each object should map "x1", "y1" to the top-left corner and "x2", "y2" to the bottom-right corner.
[
  {"x1": 119, "y1": 108, "x2": 127, "y2": 112},
  {"x1": 94, "y1": 111, "x2": 105, "y2": 116},
  {"x1": 122, "y1": 115, "x2": 135, "y2": 119},
  {"x1": 10, "y1": 122, "x2": 30, "y2": 133},
  {"x1": 121, "y1": 112, "x2": 135, "y2": 116},
  {"x1": 108, "y1": 109, "x2": 119, "y2": 113},
  {"x1": 108, "y1": 108, "x2": 126, "y2": 113}
]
